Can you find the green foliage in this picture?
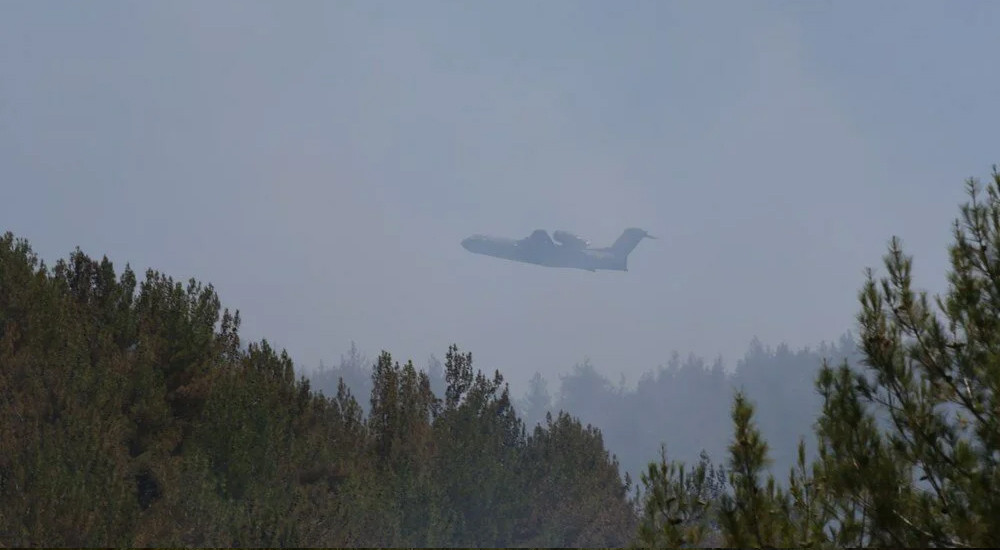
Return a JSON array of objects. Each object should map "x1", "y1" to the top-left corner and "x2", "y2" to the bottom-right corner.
[
  {"x1": 0, "y1": 232, "x2": 635, "y2": 546},
  {"x1": 718, "y1": 391, "x2": 797, "y2": 547},
  {"x1": 431, "y1": 346, "x2": 528, "y2": 545},
  {"x1": 634, "y1": 447, "x2": 726, "y2": 547},
  {"x1": 636, "y1": 165, "x2": 1000, "y2": 548},
  {"x1": 521, "y1": 411, "x2": 637, "y2": 546}
]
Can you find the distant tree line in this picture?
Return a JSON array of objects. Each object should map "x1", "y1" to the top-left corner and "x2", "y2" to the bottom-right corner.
[
  {"x1": 312, "y1": 331, "x2": 861, "y2": 485},
  {"x1": 521, "y1": 334, "x2": 861, "y2": 483}
]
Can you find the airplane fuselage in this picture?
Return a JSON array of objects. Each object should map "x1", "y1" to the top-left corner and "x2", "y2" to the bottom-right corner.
[{"x1": 461, "y1": 235, "x2": 627, "y2": 272}]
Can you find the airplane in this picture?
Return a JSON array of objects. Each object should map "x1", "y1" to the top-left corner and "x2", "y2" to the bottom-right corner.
[{"x1": 461, "y1": 228, "x2": 655, "y2": 272}]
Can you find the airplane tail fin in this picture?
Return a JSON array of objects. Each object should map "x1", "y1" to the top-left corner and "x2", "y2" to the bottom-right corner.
[{"x1": 609, "y1": 228, "x2": 654, "y2": 269}]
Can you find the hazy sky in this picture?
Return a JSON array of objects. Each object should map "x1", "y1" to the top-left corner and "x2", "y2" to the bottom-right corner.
[{"x1": 3, "y1": 1, "x2": 999, "y2": 392}]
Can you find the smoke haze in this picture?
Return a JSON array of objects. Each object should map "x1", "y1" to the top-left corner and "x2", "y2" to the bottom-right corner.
[{"x1": 3, "y1": 1, "x2": 999, "y2": 395}]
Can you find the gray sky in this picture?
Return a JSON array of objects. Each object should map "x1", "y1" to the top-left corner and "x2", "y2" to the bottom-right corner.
[{"x1": 3, "y1": 1, "x2": 998, "y2": 392}]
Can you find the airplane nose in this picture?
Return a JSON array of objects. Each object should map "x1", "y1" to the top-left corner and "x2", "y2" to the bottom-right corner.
[{"x1": 461, "y1": 237, "x2": 473, "y2": 250}]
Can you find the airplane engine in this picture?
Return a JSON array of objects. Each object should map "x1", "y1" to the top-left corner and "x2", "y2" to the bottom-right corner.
[{"x1": 553, "y1": 230, "x2": 590, "y2": 249}]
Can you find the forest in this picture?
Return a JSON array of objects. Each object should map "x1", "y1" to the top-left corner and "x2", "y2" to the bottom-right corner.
[
  {"x1": 0, "y1": 233, "x2": 634, "y2": 546},
  {"x1": 310, "y1": 332, "x2": 863, "y2": 484},
  {"x1": 2, "y1": 166, "x2": 999, "y2": 547}
]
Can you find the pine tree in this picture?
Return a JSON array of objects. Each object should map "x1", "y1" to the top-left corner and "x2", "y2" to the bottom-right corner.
[
  {"x1": 811, "y1": 166, "x2": 1000, "y2": 546},
  {"x1": 635, "y1": 165, "x2": 1000, "y2": 548}
]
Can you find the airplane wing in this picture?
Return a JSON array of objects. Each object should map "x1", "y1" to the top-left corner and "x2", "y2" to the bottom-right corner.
[
  {"x1": 517, "y1": 229, "x2": 557, "y2": 260},
  {"x1": 519, "y1": 229, "x2": 554, "y2": 247}
]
